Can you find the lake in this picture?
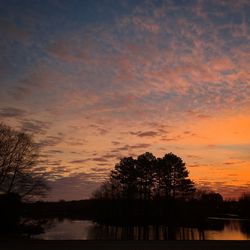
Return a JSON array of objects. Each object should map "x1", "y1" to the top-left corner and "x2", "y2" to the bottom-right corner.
[{"x1": 30, "y1": 218, "x2": 250, "y2": 240}]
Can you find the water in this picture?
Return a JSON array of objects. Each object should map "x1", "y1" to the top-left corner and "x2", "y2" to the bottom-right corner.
[{"x1": 31, "y1": 218, "x2": 250, "y2": 240}]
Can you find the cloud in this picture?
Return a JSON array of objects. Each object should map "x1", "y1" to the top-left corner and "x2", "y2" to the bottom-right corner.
[
  {"x1": 45, "y1": 29, "x2": 98, "y2": 64},
  {"x1": 90, "y1": 167, "x2": 110, "y2": 172},
  {"x1": 160, "y1": 135, "x2": 182, "y2": 142},
  {"x1": 66, "y1": 140, "x2": 86, "y2": 146},
  {"x1": 37, "y1": 136, "x2": 63, "y2": 149},
  {"x1": 197, "y1": 180, "x2": 250, "y2": 200},
  {"x1": 188, "y1": 164, "x2": 200, "y2": 168},
  {"x1": 113, "y1": 143, "x2": 151, "y2": 152},
  {"x1": 112, "y1": 141, "x2": 121, "y2": 146},
  {"x1": 91, "y1": 157, "x2": 110, "y2": 163},
  {"x1": 223, "y1": 160, "x2": 246, "y2": 165},
  {"x1": 129, "y1": 16, "x2": 160, "y2": 33},
  {"x1": 6, "y1": 0, "x2": 249, "y2": 122},
  {"x1": 186, "y1": 155, "x2": 203, "y2": 160},
  {"x1": 206, "y1": 144, "x2": 217, "y2": 148},
  {"x1": 45, "y1": 149, "x2": 64, "y2": 154},
  {"x1": 0, "y1": 107, "x2": 27, "y2": 118},
  {"x1": 69, "y1": 154, "x2": 117, "y2": 165},
  {"x1": 0, "y1": 17, "x2": 28, "y2": 42},
  {"x1": 100, "y1": 153, "x2": 119, "y2": 159},
  {"x1": 20, "y1": 120, "x2": 51, "y2": 135},
  {"x1": 89, "y1": 124, "x2": 109, "y2": 135},
  {"x1": 46, "y1": 41, "x2": 79, "y2": 63},
  {"x1": 130, "y1": 131, "x2": 158, "y2": 137},
  {"x1": 205, "y1": 144, "x2": 250, "y2": 152},
  {"x1": 47, "y1": 173, "x2": 102, "y2": 201},
  {"x1": 129, "y1": 143, "x2": 151, "y2": 149},
  {"x1": 70, "y1": 151, "x2": 81, "y2": 155},
  {"x1": 69, "y1": 159, "x2": 89, "y2": 164}
]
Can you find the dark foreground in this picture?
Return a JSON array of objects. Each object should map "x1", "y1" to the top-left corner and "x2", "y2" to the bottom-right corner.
[{"x1": 1, "y1": 240, "x2": 250, "y2": 250}]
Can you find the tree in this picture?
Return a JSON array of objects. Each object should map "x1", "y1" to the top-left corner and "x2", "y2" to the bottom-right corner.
[
  {"x1": 136, "y1": 152, "x2": 156, "y2": 200},
  {"x1": 93, "y1": 152, "x2": 195, "y2": 201},
  {"x1": 109, "y1": 153, "x2": 156, "y2": 200},
  {"x1": 111, "y1": 157, "x2": 138, "y2": 199},
  {"x1": 156, "y1": 153, "x2": 195, "y2": 199},
  {"x1": 92, "y1": 179, "x2": 122, "y2": 200},
  {"x1": 195, "y1": 189, "x2": 223, "y2": 202},
  {"x1": 239, "y1": 193, "x2": 250, "y2": 218},
  {"x1": 0, "y1": 123, "x2": 49, "y2": 200}
]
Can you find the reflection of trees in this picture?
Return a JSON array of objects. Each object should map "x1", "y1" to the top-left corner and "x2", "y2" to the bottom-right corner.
[
  {"x1": 86, "y1": 219, "x2": 250, "y2": 240},
  {"x1": 224, "y1": 219, "x2": 241, "y2": 232},
  {"x1": 239, "y1": 221, "x2": 250, "y2": 238},
  {"x1": 19, "y1": 218, "x2": 55, "y2": 238},
  {"x1": 87, "y1": 223, "x2": 206, "y2": 240},
  {"x1": 207, "y1": 219, "x2": 250, "y2": 239},
  {"x1": 0, "y1": 216, "x2": 55, "y2": 239},
  {"x1": 206, "y1": 219, "x2": 225, "y2": 231}
]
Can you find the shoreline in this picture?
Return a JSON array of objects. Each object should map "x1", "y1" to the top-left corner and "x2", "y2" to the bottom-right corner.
[{"x1": 1, "y1": 240, "x2": 250, "y2": 250}]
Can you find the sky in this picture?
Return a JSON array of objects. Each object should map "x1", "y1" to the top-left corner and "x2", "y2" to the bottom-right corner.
[{"x1": 0, "y1": 0, "x2": 250, "y2": 201}]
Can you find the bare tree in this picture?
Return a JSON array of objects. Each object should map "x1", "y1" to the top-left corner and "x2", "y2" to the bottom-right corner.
[{"x1": 0, "y1": 123, "x2": 49, "y2": 200}]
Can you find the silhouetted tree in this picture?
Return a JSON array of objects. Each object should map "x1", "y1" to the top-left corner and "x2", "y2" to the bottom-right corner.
[
  {"x1": 136, "y1": 152, "x2": 156, "y2": 200},
  {"x1": 93, "y1": 152, "x2": 195, "y2": 201},
  {"x1": 0, "y1": 123, "x2": 49, "y2": 200},
  {"x1": 156, "y1": 153, "x2": 195, "y2": 199},
  {"x1": 239, "y1": 193, "x2": 250, "y2": 218},
  {"x1": 110, "y1": 157, "x2": 138, "y2": 199},
  {"x1": 193, "y1": 190, "x2": 223, "y2": 214},
  {"x1": 201, "y1": 191, "x2": 223, "y2": 203},
  {"x1": 92, "y1": 179, "x2": 122, "y2": 200}
]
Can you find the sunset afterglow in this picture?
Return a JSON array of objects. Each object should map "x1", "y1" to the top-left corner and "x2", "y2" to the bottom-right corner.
[{"x1": 0, "y1": 0, "x2": 249, "y2": 200}]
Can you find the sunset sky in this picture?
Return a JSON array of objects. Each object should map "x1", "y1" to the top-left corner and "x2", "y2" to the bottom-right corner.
[{"x1": 0, "y1": 0, "x2": 249, "y2": 201}]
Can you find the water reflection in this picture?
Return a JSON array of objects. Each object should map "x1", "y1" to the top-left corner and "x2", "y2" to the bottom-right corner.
[
  {"x1": 31, "y1": 218, "x2": 250, "y2": 240},
  {"x1": 87, "y1": 224, "x2": 206, "y2": 240},
  {"x1": 32, "y1": 219, "x2": 93, "y2": 240},
  {"x1": 205, "y1": 218, "x2": 250, "y2": 240}
]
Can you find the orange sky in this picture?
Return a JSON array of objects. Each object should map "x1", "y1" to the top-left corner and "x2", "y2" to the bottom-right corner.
[{"x1": 0, "y1": 0, "x2": 249, "y2": 200}]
